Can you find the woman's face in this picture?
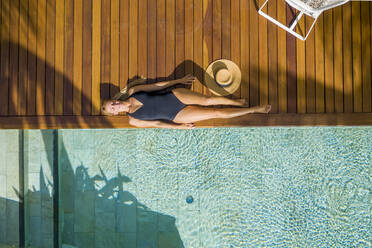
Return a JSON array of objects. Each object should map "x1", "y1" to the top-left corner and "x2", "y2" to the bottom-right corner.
[{"x1": 104, "y1": 100, "x2": 129, "y2": 115}]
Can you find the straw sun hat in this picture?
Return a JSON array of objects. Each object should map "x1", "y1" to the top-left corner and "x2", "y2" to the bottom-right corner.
[{"x1": 205, "y1": 59, "x2": 241, "y2": 96}]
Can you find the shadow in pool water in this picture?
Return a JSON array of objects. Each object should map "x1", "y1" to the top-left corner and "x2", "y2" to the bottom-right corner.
[
  {"x1": 58, "y1": 131, "x2": 185, "y2": 247},
  {"x1": 0, "y1": 130, "x2": 185, "y2": 248}
]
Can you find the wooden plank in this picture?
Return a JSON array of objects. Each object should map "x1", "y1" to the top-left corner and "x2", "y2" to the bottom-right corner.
[
  {"x1": 73, "y1": 0, "x2": 83, "y2": 115},
  {"x1": 92, "y1": 0, "x2": 101, "y2": 115},
  {"x1": 185, "y1": 0, "x2": 193, "y2": 77},
  {"x1": 19, "y1": 0, "x2": 28, "y2": 116},
  {"x1": 371, "y1": 1, "x2": 372, "y2": 111},
  {"x1": 157, "y1": 0, "x2": 166, "y2": 81},
  {"x1": 82, "y1": 0, "x2": 92, "y2": 116},
  {"x1": 55, "y1": 0, "x2": 64, "y2": 115},
  {"x1": 27, "y1": 0, "x2": 37, "y2": 116},
  {"x1": 343, "y1": 3, "x2": 352, "y2": 113},
  {"x1": 193, "y1": 0, "x2": 204, "y2": 93},
  {"x1": 212, "y1": 0, "x2": 222, "y2": 61},
  {"x1": 249, "y1": 0, "x2": 259, "y2": 106},
  {"x1": 361, "y1": 2, "x2": 371, "y2": 112},
  {"x1": 277, "y1": 0, "x2": 287, "y2": 113},
  {"x1": 36, "y1": 0, "x2": 46, "y2": 115},
  {"x1": 268, "y1": 0, "x2": 278, "y2": 113},
  {"x1": 138, "y1": 0, "x2": 147, "y2": 80},
  {"x1": 259, "y1": 0, "x2": 268, "y2": 106},
  {"x1": 334, "y1": 6, "x2": 343, "y2": 113},
  {"x1": 166, "y1": 0, "x2": 175, "y2": 79},
  {"x1": 111, "y1": 0, "x2": 119, "y2": 97},
  {"x1": 203, "y1": 0, "x2": 213, "y2": 95},
  {"x1": 221, "y1": 0, "x2": 230, "y2": 60},
  {"x1": 315, "y1": 14, "x2": 324, "y2": 113},
  {"x1": 232, "y1": 0, "x2": 241, "y2": 99},
  {"x1": 129, "y1": 0, "x2": 138, "y2": 80},
  {"x1": 63, "y1": 0, "x2": 74, "y2": 115},
  {"x1": 370, "y1": 1, "x2": 372, "y2": 112},
  {"x1": 148, "y1": 0, "x2": 157, "y2": 82},
  {"x1": 45, "y1": 0, "x2": 56, "y2": 115},
  {"x1": 0, "y1": 0, "x2": 9, "y2": 116},
  {"x1": 324, "y1": 10, "x2": 334, "y2": 113},
  {"x1": 286, "y1": 4, "x2": 296, "y2": 113},
  {"x1": 175, "y1": 0, "x2": 185, "y2": 78},
  {"x1": 2, "y1": 113, "x2": 372, "y2": 129},
  {"x1": 352, "y1": 1, "x2": 362, "y2": 112},
  {"x1": 9, "y1": 0, "x2": 19, "y2": 116},
  {"x1": 305, "y1": 16, "x2": 315, "y2": 113},
  {"x1": 101, "y1": 0, "x2": 110, "y2": 101},
  {"x1": 119, "y1": 0, "x2": 129, "y2": 89},
  {"x1": 296, "y1": 18, "x2": 306, "y2": 113}
]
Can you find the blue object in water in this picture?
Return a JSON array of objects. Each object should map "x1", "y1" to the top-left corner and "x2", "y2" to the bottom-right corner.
[{"x1": 186, "y1": 195, "x2": 193, "y2": 204}]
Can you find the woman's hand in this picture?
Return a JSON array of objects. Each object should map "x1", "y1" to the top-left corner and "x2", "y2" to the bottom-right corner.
[
  {"x1": 177, "y1": 123, "x2": 195, "y2": 129},
  {"x1": 129, "y1": 75, "x2": 147, "y2": 84},
  {"x1": 180, "y1": 74, "x2": 196, "y2": 85}
]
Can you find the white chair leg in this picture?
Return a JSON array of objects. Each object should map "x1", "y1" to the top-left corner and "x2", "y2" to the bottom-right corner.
[
  {"x1": 303, "y1": 16, "x2": 318, "y2": 40},
  {"x1": 258, "y1": 0, "x2": 317, "y2": 41},
  {"x1": 289, "y1": 11, "x2": 303, "y2": 31}
]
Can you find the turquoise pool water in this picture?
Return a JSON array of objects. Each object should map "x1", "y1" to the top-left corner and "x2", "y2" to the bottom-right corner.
[
  {"x1": 57, "y1": 127, "x2": 371, "y2": 247},
  {"x1": 0, "y1": 127, "x2": 371, "y2": 247}
]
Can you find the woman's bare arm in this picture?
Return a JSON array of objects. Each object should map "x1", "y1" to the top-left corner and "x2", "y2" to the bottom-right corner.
[
  {"x1": 128, "y1": 117, "x2": 194, "y2": 129},
  {"x1": 127, "y1": 74, "x2": 195, "y2": 96}
]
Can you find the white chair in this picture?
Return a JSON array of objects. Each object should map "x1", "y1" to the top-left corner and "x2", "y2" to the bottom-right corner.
[{"x1": 258, "y1": 0, "x2": 350, "y2": 40}]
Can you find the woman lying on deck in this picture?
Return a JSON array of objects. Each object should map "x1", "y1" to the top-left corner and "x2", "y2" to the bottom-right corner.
[{"x1": 101, "y1": 75, "x2": 271, "y2": 129}]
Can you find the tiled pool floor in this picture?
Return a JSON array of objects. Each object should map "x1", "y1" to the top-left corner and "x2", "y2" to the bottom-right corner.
[{"x1": 0, "y1": 128, "x2": 371, "y2": 248}]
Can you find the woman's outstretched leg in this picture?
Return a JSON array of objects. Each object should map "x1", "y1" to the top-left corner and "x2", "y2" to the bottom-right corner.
[
  {"x1": 172, "y1": 88, "x2": 248, "y2": 107},
  {"x1": 173, "y1": 105, "x2": 271, "y2": 124}
]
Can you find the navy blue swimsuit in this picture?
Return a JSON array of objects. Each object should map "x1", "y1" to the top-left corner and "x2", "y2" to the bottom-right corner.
[{"x1": 128, "y1": 91, "x2": 186, "y2": 121}]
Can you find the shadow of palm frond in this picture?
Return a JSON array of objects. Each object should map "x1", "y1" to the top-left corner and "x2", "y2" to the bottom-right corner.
[
  {"x1": 0, "y1": 130, "x2": 185, "y2": 247},
  {"x1": 57, "y1": 132, "x2": 184, "y2": 247},
  {"x1": 1, "y1": 40, "x2": 115, "y2": 128}
]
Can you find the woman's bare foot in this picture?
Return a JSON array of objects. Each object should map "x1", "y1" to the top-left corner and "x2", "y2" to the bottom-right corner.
[
  {"x1": 251, "y1": 105, "x2": 271, "y2": 113},
  {"x1": 261, "y1": 105, "x2": 271, "y2": 113},
  {"x1": 237, "y1": 99, "x2": 249, "y2": 107}
]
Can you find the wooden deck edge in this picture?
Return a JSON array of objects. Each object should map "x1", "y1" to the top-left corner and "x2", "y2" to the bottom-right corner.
[{"x1": 0, "y1": 113, "x2": 372, "y2": 129}]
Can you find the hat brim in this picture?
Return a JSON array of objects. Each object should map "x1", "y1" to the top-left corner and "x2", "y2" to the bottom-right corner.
[{"x1": 205, "y1": 59, "x2": 241, "y2": 96}]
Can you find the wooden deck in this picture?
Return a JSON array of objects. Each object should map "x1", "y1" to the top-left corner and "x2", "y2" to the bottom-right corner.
[{"x1": 0, "y1": 0, "x2": 371, "y2": 129}]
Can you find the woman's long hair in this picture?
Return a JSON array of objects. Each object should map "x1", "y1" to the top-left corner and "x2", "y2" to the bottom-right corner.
[{"x1": 101, "y1": 76, "x2": 147, "y2": 115}]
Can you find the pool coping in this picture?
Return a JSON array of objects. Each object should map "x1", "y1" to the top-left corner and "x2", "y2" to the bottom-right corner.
[{"x1": 1, "y1": 113, "x2": 372, "y2": 129}]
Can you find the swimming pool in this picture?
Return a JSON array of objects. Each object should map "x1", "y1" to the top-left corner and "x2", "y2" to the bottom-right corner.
[{"x1": 1, "y1": 127, "x2": 371, "y2": 247}]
